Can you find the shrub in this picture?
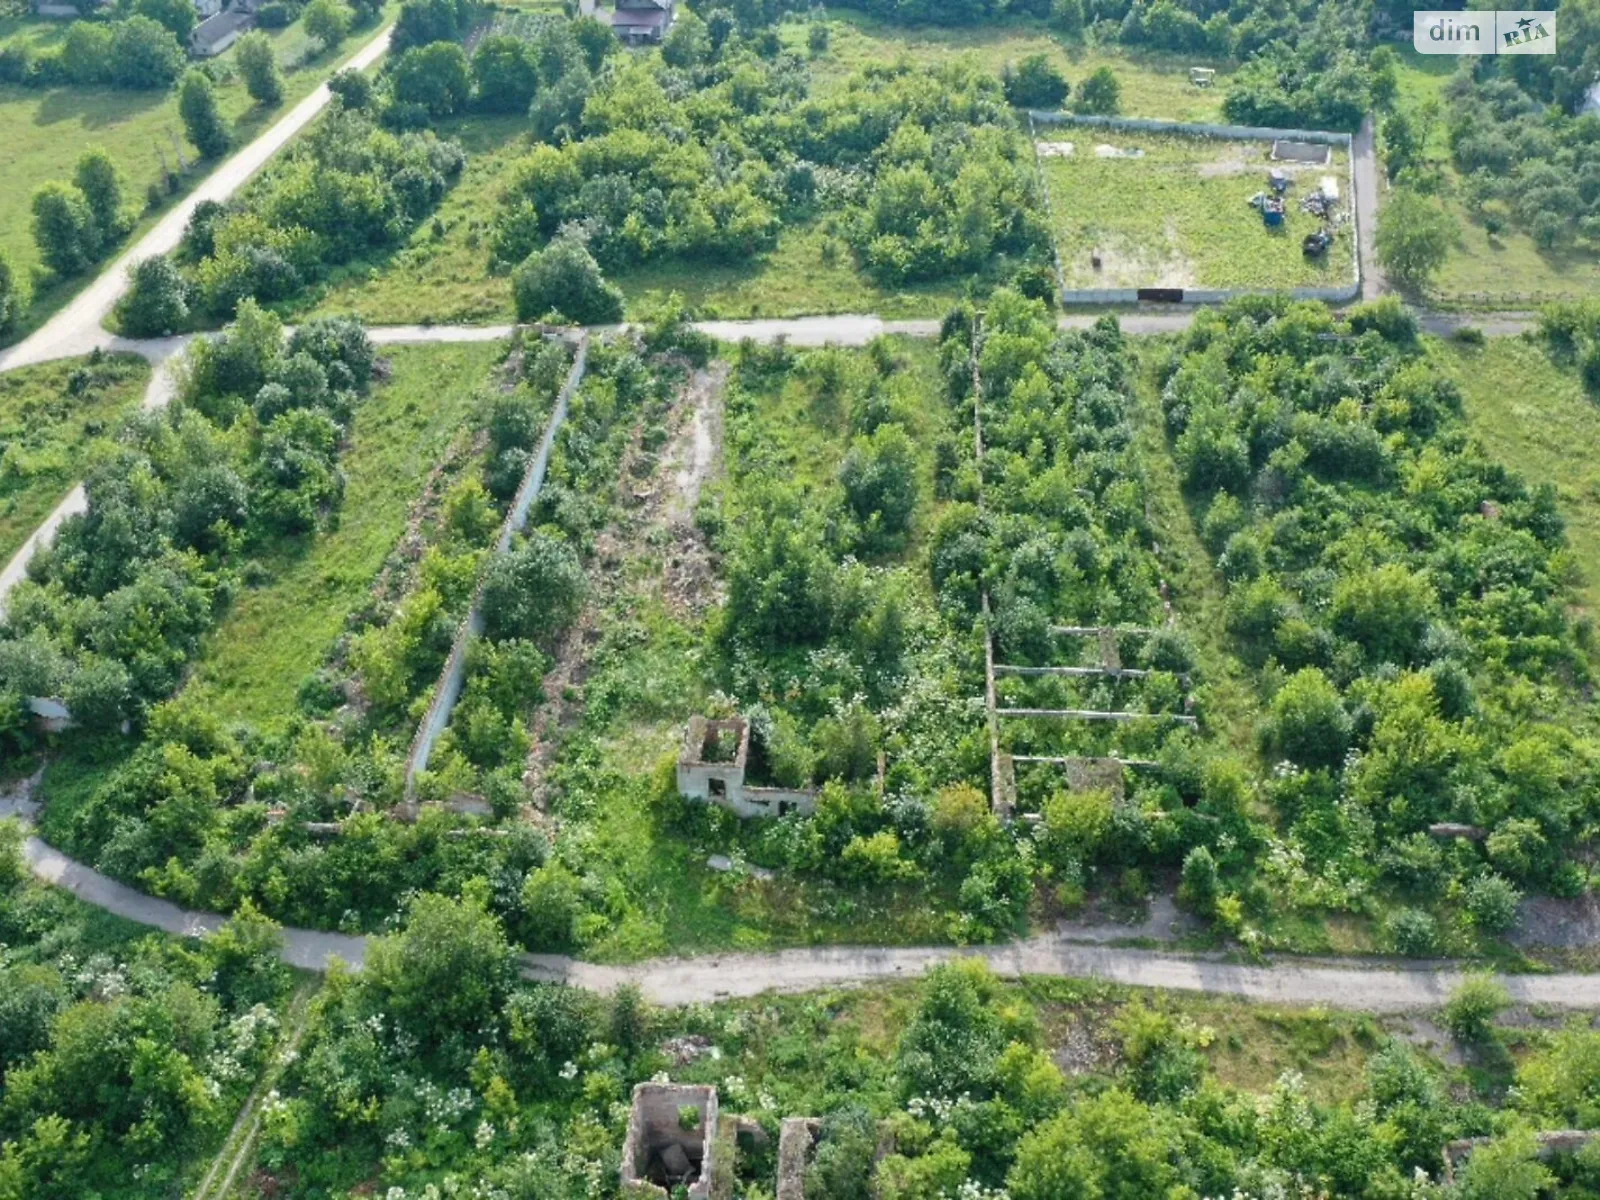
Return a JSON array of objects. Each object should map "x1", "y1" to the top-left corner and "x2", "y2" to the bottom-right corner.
[
  {"x1": 512, "y1": 236, "x2": 624, "y2": 326},
  {"x1": 1441, "y1": 975, "x2": 1509, "y2": 1044},
  {"x1": 480, "y1": 531, "x2": 587, "y2": 643},
  {"x1": 1077, "y1": 65, "x2": 1121, "y2": 114},
  {"x1": 1464, "y1": 873, "x2": 1522, "y2": 934},
  {"x1": 472, "y1": 35, "x2": 537, "y2": 113},
  {"x1": 1386, "y1": 907, "x2": 1439, "y2": 957},
  {"x1": 179, "y1": 70, "x2": 230, "y2": 160},
  {"x1": 117, "y1": 256, "x2": 190, "y2": 337},
  {"x1": 73, "y1": 147, "x2": 126, "y2": 243}
]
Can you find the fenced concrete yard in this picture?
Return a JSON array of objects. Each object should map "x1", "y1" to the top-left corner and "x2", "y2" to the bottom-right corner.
[{"x1": 1030, "y1": 112, "x2": 1361, "y2": 304}]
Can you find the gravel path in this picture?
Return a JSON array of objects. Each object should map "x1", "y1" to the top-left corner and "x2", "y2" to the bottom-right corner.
[{"x1": 0, "y1": 28, "x2": 393, "y2": 374}]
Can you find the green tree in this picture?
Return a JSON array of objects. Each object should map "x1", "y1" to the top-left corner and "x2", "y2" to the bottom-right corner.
[
  {"x1": 133, "y1": 0, "x2": 195, "y2": 41},
  {"x1": 302, "y1": 0, "x2": 353, "y2": 51},
  {"x1": 179, "y1": 69, "x2": 230, "y2": 160},
  {"x1": 472, "y1": 35, "x2": 537, "y2": 113},
  {"x1": 521, "y1": 860, "x2": 583, "y2": 951},
  {"x1": 661, "y1": 8, "x2": 710, "y2": 68},
  {"x1": 1442, "y1": 975, "x2": 1509, "y2": 1045},
  {"x1": 1077, "y1": 65, "x2": 1121, "y2": 114},
  {"x1": 1177, "y1": 846, "x2": 1219, "y2": 917},
  {"x1": 1376, "y1": 189, "x2": 1453, "y2": 291},
  {"x1": 72, "y1": 147, "x2": 125, "y2": 242},
  {"x1": 392, "y1": 41, "x2": 473, "y2": 116},
  {"x1": 1458, "y1": 1127, "x2": 1555, "y2": 1200},
  {"x1": 364, "y1": 891, "x2": 516, "y2": 1040},
  {"x1": 1266, "y1": 667, "x2": 1351, "y2": 770},
  {"x1": 1331, "y1": 563, "x2": 1435, "y2": 664},
  {"x1": 117, "y1": 255, "x2": 190, "y2": 337},
  {"x1": 110, "y1": 15, "x2": 186, "y2": 88},
  {"x1": 480, "y1": 530, "x2": 587, "y2": 643},
  {"x1": 234, "y1": 31, "x2": 284, "y2": 106},
  {"x1": 839, "y1": 422, "x2": 920, "y2": 553},
  {"x1": 0, "y1": 250, "x2": 24, "y2": 336},
  {"x1": 1003, "y1": 54, "x2": 1068, "y2": 109},
  {"x1": 511, "y1": 235, "x2": 624, "y2": 324},
  {"x1": 30, "y1": 183, "x2": 99, "y2": 277}
]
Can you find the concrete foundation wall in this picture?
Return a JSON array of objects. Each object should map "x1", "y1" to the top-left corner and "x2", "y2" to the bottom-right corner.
[
  {"x1": 622, "y1": 1084, "x2": 720, "y2": 1200},
  {"x1": 404, "y1": 335, "x2": 589, "y2": 795},
  {"x1": 777, "y1": 1119, "x2": 821, "y2": 1200},
  {"x1": 1029, "y1": 111, "x2": 1354, "y2": 147}
]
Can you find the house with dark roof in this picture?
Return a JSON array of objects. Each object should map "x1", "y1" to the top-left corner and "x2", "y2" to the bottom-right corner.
[
  {"x1": 608, "y1": 0, "x2": 675, "y2": 44},
  {"x1": 190, "y1": 5, "x2": 254, "y2": 55}
]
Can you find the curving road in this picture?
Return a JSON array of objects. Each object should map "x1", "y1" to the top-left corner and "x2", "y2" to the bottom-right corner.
[{"x1": 4, "y1": 773, "x2": 1599, "y2": 1011}]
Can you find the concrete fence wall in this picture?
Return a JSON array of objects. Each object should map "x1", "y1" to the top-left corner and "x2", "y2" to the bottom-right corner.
[
  {"x1": 402, "y1": 334, "x2": 591, "y2": 795},
  {"x1": 1028, "y1": 110, "x2": 1354, "y2": 148},
  {"x1": 1033, "y1": 112, "x2": 1362, "y2": 307}
]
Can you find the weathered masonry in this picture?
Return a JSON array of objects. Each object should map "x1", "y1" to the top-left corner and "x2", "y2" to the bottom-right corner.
[
  {"x1": 622, "y1": 1083, "x2": 721, "y2": 1199},
  {"x1": 677, "y1": 715, "x2": 819, "y2": 819}
]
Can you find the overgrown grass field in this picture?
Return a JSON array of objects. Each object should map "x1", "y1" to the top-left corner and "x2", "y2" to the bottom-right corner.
[
  {"x1": 0, "y1": 351, "x2": 149, "y2": 565},
  {"x1": 0, "y1": 5, "x2": 396, "y2": 347},
  {"x1": 1435, "y1": 334, "x2": 1600, "y2": 617},
  {"x1": 1041, "y1": 132, "x2": 1355, "y2": 289},
  {"x1": 187, "y1": 339, "x2": 501, "y2": 725},
  {"x1": 300, "y1": 126, "x2": 979, "y2": 324},
  {"x1": 788, "y1": 11, "x2": 1234, "y2": 121}
]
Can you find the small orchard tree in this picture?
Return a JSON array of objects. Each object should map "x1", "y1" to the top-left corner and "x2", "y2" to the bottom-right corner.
[
  {"x1": 1442, "y1": 975, "x2": 1509, "y2": 1045},
  {"x1": 30, "y1": 182, "x2": 100, "y2": 276},
  {"x1": 73, "y1": 147, "x2": 126, "y2": 242},
  {"x1": 1376, "y1": 188, "x2": 1453, "y2": 291},
  {"x1": 1003, "y1": 54, "x2": 1068, "y2": 109},
  {"x1": 392, "y1": 41, "x2": 472, "y2": 116},
  {"x1": 234, "y1": 32, "x2": 284, "y2": 106},
  {"x1": 134, "y1": 0, "x2": 196, "y2": 40},
  {"x1": 0, "y1": 250, "x2": 24, "y2": 336},
  {"x1": 302, "y1": 0, "x2": 353, "y2": 52},
  {"x1": 512, "y1": 235, "x2": 624, "y2": 325},
  {"x1": 839, "y1": 422, "x2": 920, "y2": 553},
  {"x1": 117, "y1": 255, "x2": 190, "y2": 337},
  {"x1": 1077, "y1": 65, "x2": 1121, "y2": 114},
  {"x1": 1265, "y1": 667, "x2": 1351, "y2": 771},
  {"x1": 179, "y1": 69, "x2": 230, "y2": 160},
  {"x1": 472, "y1": 35, "x2": 537, "y2": 113},
  {"x1": 480, "y1": 530, "x2": 587, "y2": 643}
]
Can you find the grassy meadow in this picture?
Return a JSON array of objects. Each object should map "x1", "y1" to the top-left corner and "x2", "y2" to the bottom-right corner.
[
  {"x1": 0, "y1": 5, "x2": 396, "y2": 347},
  {"x1": 0, "y1": 351, "x2": 149, "y2": 566},
  {"x1": 187, "y1": 339, "x2": 500, "y2": 725}
]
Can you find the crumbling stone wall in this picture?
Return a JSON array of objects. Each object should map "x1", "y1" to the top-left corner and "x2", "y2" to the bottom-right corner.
[{"x1": 621, "y1": 1083, "x2": 720, "y2": 1200}]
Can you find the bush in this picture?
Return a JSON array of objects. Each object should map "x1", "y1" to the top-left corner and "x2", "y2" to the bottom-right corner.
[
  {"x1": 512, "y1": 236, "x2": 624, "y2": 325},
  {"x1": 1077, "y1": 65, "x2": 1121, "y2": 114},
  {"x1": 480, "y1": 531, "x2": 587, "y2": 643},
  {"x1": 235, "y1": 31, "x2": 284, "y2": 106},
  {"x1": 179, "y1": 70, "x2": 230, "y2": 160},
  {"x1": 1386, "y1": 907, "x2": 1439, "y2": 957},
  {"x1": 327, "y1": 67, "x2": 374, "y2": 109},
  {"x1": 1464, "y1": 873, "x2": 1522, "y2": 934},
  {"x1": 1003, "y1": 54, "x2": 1068, "y2": 109},
  {"x1": 117, "y1": 256, "x2": 190, "y2": 337},
  {"x1": 472, "y1": 35, "x2": 537, "y2": 113},
  {"x1": 1375, "y1": 189, "x2": 1452, "y2": 291},
  {"x1": 1442, "y1": 975, "x2": 1509, "y2": 1044}
]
